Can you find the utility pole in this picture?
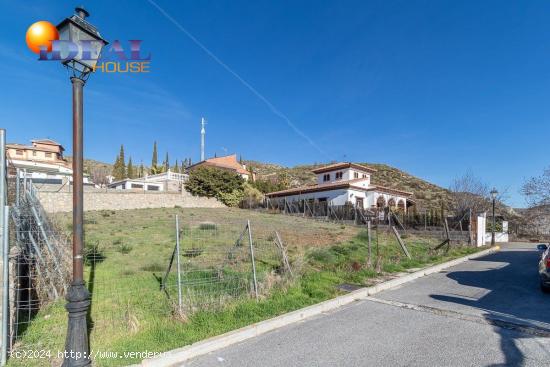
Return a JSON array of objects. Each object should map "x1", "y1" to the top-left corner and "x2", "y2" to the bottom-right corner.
[{"x1": 200, "y1": 117, "x2": 206, "y2": 162}]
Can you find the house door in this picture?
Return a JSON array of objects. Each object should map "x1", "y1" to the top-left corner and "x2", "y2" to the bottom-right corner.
[{"x1": 356, "y1": 197, "x2": 364, "y2": 209}]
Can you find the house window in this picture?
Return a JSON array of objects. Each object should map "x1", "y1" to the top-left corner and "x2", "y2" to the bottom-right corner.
[
  {"x1": 335, "y1": 172, "x2": 343, "y2": 180},
  {"x1": 323, "y1": 174, "x2": 330, "y2": 182},
  {"x1": 354, "y1": 172, "x2": 359, "y2": 179},
  {"x1": 363, "y1": 174, "x2": 367, "y2": 178},
  {"x1": 45, "y1": 152, "x2": 52, "y2": 158},
  {"x1": 15, "y1": 150, "x2": 23, "y2": 156},
  {"x1": 32, "y1": 151, "x2": 37, "y2": 156},
  {"x1": 131, "y1": 184, "x2": 143, "y2": 189},
  {"x1": 147, "y1": 185, "x2": 160, "y2": 191}
]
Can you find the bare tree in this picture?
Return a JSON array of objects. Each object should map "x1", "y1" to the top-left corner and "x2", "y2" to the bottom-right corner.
[
  {"x1": 90, "y1": 165, "x2": 110, "y2": 187},
  {"x1": 521, "y1": 167, "x2": 550, "y2": 207},
  {"x1": 449, "y1": 171, "x2": 491, "y2": 216}
]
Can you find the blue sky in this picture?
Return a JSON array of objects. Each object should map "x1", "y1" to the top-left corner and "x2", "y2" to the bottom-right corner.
[{"x1": 1, "y1": 0, "x2": 549, "y2": 207}]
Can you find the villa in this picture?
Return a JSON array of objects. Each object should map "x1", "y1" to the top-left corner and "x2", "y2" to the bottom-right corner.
[{"x1": 265, "y1": 162, "x2": 414, "y2": 212}]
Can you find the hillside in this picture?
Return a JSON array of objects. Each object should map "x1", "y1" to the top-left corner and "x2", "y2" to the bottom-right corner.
[
  {"x1": 246, "y1": 161, "x2": 452, "y2": 211},
  {"x1": 66, "y1": 157, "x2": 113, "y2": 175}
]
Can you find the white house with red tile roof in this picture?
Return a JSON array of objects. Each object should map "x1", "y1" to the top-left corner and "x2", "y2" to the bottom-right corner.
[{"x1": 266, "y1": 162, "x2": 413, "y2": 212}]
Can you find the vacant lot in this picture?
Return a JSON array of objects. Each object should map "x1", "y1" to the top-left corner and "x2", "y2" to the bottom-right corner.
[{"x1": 8, "y1": 208, "x2": 481, "y2": 367}]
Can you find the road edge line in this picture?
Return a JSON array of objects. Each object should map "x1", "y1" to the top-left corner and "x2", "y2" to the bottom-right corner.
[{"x1": 137, "y1": 245, "x2": 499, "y2": 367}]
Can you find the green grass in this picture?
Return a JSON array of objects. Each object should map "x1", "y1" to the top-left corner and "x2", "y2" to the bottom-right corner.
[{"x1": 7, "y1": 208, "x2": 483, "y2": 367}]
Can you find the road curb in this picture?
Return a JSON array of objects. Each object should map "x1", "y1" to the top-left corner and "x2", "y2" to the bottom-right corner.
[{"x1": 137, "y1": 246, "x2": 499, "y2": 367}]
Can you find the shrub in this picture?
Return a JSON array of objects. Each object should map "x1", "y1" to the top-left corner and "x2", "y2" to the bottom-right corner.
[
  {"x1": 198, "y1": 222, "x2": 217, "y2": 230},
  {"x1": 117, "y1": 243, "x2": 133, "y2": 254},
  {"x1": 185, "y1": 167, "x2": 245, "y2": 206},
  {"x1": 217, "y1": 189, "x2": 245, "y2": 207},
  {"x1": 84, "y1": 243, "x2": 106, "y2": 265},
  {"x1": 140, "y1": 263, "x2": 164, "y2": 272},
  {"x1": 240, "y1": 183, "x2": 264, "y2": 208}
]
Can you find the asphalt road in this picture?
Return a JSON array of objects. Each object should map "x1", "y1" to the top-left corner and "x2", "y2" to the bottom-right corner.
[{"x1": 187, "y1": 243, "x2": 550, "y2": 367}]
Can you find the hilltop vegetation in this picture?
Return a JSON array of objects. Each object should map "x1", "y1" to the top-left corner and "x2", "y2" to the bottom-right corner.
[
  {"x1": 73, "y1": 157, "x2": 465, "y2": 212},
  {"x1": 246, "y1": 161, "x2": 452, "y2": 211}
]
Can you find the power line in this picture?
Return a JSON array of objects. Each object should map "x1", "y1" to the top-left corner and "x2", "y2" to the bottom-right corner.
[{"x1": 146, "y1": 0, "x2": 330, "y2": 159}]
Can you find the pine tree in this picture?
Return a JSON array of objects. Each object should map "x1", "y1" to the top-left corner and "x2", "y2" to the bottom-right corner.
[
  {"x1": 127, "y1": 157, "x2": 135, "y2": 179},
  {"x1": 151, "y1": 141, "x2": 158, "y2": 169}
]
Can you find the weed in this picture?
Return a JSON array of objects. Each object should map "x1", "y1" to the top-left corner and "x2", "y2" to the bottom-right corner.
[
  {"x1": 117, "y1": 243, "x2": 133, "y2": 255},
  {"x1": 199, "y1": 222, "x2": 217, "y2": 230},
  {"x1": 140, "y1": 263, "x2": 164, "y2": 272}
]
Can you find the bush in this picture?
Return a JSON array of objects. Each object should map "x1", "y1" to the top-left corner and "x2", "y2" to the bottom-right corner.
[
  {"x1": 117, "y1": 243, "x2": 133, "y2": 254},
  {"x1": 84, "y1": 243, "x2": 106, "y2": 265},
  {"x1": 185, "y1": 167, "x2": 245, "y2": 206},
  {"x1": 240, "y1": 183, "x2": 264, "y2": 208},
  {"x1": 217, "y1": 189, "x2": 245, "y2": 207},
  {"x1": 140, "y1": 263, "x2": 164, "y2": 272},
  {"x1": 199, "y1": 222, "x2": 217, "y2": 230}
]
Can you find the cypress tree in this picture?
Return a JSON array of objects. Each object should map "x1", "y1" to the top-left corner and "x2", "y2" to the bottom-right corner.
[
  {"x1": 173, "y1": 159, "x2": 179, "y2": 173},
  {"x1": 164, "y1": 152, "x2": 169, "y2": 172},
  {"x1": 138, "y1": 161, "x2": 144, "y2": 178},
  {"x1": 118, "y1": 145, "x2": 126, "y2": 179},
  {"x1": 151, "y1": 141, "x2": 158, "y2": 169},
  {"x1": 127, "y1": 157, "x2": 135, "y2": 179}
]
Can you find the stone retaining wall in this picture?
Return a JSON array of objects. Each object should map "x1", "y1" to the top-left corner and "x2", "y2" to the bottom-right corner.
[{"x1": 37, "y1": 190, "x2": 224, "y2": 213}]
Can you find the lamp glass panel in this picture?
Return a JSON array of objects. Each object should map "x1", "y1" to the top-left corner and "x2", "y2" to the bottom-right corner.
[{"x1": 57, "y1": 21, "x2": 105, "y2": 70}]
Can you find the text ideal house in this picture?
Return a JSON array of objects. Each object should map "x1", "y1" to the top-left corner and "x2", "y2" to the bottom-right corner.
[{"x1": 266, "y1": 162, "x2": 414, "y2": 214}]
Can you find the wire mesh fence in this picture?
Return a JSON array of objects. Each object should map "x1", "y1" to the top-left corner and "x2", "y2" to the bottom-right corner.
[
  {"x1": 7, "y1": 174, "x2": 71, "y2": 351},
  {"x1": 161, "y1": 217, "x2": 292, "y2": 316},
  {"x1": 263, "y1": 198, "x2": 475, "y2": 244}
]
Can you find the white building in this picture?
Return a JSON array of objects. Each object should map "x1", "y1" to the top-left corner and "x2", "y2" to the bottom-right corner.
[
  {"x1": 266, "y1": 162, "x2": 413, "y2": 212},
  {"x1": 107, "y1": 170, "x2": 188, "y2": 192},
  {"x1": 6, "y1": 139, "x2": 93, "y2": 185}
]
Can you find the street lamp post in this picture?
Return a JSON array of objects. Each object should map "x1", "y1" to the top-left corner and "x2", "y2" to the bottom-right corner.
[
  {"x1": 490, "y1": 188, "x2": 498, "y2": 246},
  {"x1": 56, "y1": 7, "x2": 107, "y2": 367}
]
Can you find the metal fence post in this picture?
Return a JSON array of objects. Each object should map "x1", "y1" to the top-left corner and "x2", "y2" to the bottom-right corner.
[
  {"x1": 247, "y1": 220, "x2": 258, "y2": 300},
  {"x1": 1, "y1": 206, "x2": 9, "y2": 366},
  {"x1": 0, "y1": 129, "x2": 6, "y2": 366},
  {"x1": 175, "y1": 215, "x2": 183, "y2": 313}
]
